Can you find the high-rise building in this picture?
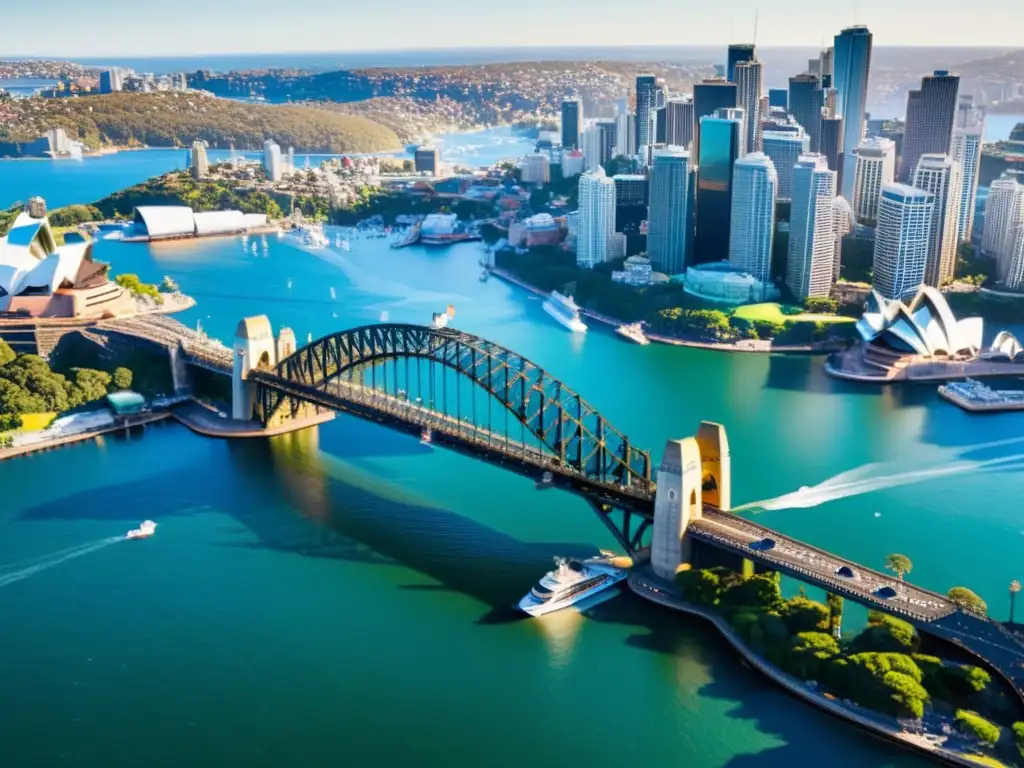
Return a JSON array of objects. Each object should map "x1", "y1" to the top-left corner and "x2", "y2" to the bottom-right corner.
[
  {"x1": 414, "y1": 147, "x2": 440, "y2": 175},
  {"x1": 833, "y1": 26, "x2": 873, "y2": 201},
  {"x1": 981, "y1": 175, "x2": 1024, "y2": 282},
  {"x1": 727, "y1": 43, "x2": 756, "y2": 83},
  {"x1": 787, "y1": 154, "x2": 838, "y2": 299},
  {"x1": 729, "y1": 153, "x2": 778, "y2": 284},
  {"x1": 789, "y1": 73, "x2": 823, "y2": 153},
  {"x1": 576, "y1": 168, "x2": 617, "y2": 268},
  {"x1": 692, "y1": 79, "x2": 738, "y2": 163},
  {"x1": 872, "y1": 183, "x2": 934, "y2": 300},
  {"x1": 647, "y1": 149, "x2": 692, "y2": 274},
  {"x1": 820, "y1": 116, "x2": 844, "y2": 177},
  {"x1": 520, "y1": 153, "x2": 551, "y2": 185},
  {"x1": 1006, "y1": 229, "x2": 1024, "y2": 291},
  {"x1": 768, "y1": 89, "x2": 788, "y2": 109},
  {"x1": 613, "y1": 173, "x2": 648, "y2": 239},
  {"x1": 950, "y1": 95, "x2": 985, "y2": 244},
  {"x1": 899, "y1": 70, "x2": 960, "y2": 184},
  {"x1": 820, "y1": 47, "x2": 835, "y2": 82},
  {"x1": 663, "y1": 98, "x2": 694, "y2": 149},
  {"x1": 851, "y1": 137, "x2": 897, "y2": 225},
  {"x1": 695, "y1": 112, "x2": 742, "y2": 264},
  {"x1": 263, "y1": 139, "x2": 283, "y2": 182},
  {"x1": 190, "y1": 140, "x2": 209, "y2": 180},
  {"x1": 561, "y1": 99, "x2": 583, "y2": 150},
  {"x1": 635, "y1": 75, "x2": 658, "y2": 151},
  {"x1": 99, "y1": 68, "x2": 124, "y2": 94},
  {"x1": 911, "y1": 154, "x2": 962, "y2": 287},
  {"x1": 761, "y1": 129, "x2": 810, "y2": 202},
  {"x1": 734, "y1": 59, "x2": 763, "y2": 155},
  {"x1": 615, "y1": 111, "x2": 637, "y2": 157}
]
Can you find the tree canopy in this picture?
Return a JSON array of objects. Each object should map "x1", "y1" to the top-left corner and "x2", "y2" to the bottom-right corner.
[{"x1": 948, "y1": 587, "x2": 988, "y2": 616}]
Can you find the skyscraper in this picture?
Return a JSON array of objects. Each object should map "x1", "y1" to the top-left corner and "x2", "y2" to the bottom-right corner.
[
  {"x1": 576, "y1": 168, "x2": 617, "y2": 268},
  {"x1": 734, "y1": 59, "x2": 764, "y2": 155},
  {"x1": 761, "y1": 129, "x2": 810, "y2": 202},
  {"x1": 789, "y1": 73, "x2": 823, "y2": 153},
  {"x1": 899, "y1": 71, "x2": 960, "y2": 184},
  {"x1": 851, "y1": 137, "x2": 897, "y2": 225},
  {"x1": 950, "y1": 95, "x2": 985, "y2": 244},
  {"x1": 263, "y1": 139, "x2": 283, "y2": 182},
  {"x1": 833, "y1": 25, "x2": 873, "y2": 201},
  {"x1": 663, "y1": 98, "x2": 694, "y2": 148},
  {"x1": 820, "y1": 116, "x2": 844, "y2": 177},
  {"x1": 635, "y1": 75, "x2": 658, "y2": 152},
  {"x1": 190, "y1": 140, "x2": 209, "y2": 180},
  {"x1": 912, "y1": 154, "x2": 962, "y2": 287},
  {"x1": 647, "y1": 149, "x2": 693, "y2": 274},
  {"x1": 727, "y1": 43, "x2": 756, "y2": 83},
  {"x1": 613, "y1": 173, "x2": 648, "y2": 241},
  {"x1": 561, "y1": 99, "x2": 583, "y2": 150},
  {"x1": 99, "y1": 68, "x2": 124, "y2": 94},
  {"x1": 729, "y1": 153, "x2": 778, "y2": 284},
  {"x1": 872, "y1": 184, "x2": 934, "y2": 300},
  {"x1": 981, "y1": 175, "x2": 1024, "y2": 282},
  {"x1": 615, "y1": 111, "x2": 637, "y2": 157},
  {"x1": 692, "y1": 79, "x2": 738, "y2": 163},
  {"x1": 787, "y1": 154, "x2": 837, "y2": 300},
  {"x1": 695, "y1": 112, "x2": 742, "y2": 264},
  {"x1": 768, "y1": 89, "x2": 788, "y2": 109},
  {"x1": 655, "y1": 106, "x2": 667, "y2": 144}
]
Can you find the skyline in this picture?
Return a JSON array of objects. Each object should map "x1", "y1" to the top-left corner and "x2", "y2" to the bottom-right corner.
[{"x1": 3, "y1": 0, "x2": 1024, "y2": 58}]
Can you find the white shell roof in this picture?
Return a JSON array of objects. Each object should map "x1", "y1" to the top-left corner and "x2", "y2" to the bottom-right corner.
[
  {"x1": 135, "y1": 206, "x2": 197, "y2": 238},
  {"x1": 0, "y1": 213, "x2": 88, "y2": 310},
  {"x1": 194, "y1": 210, "x2": 246, "y2": 236},
  {"x1": 856, "y1": 287, "x2": 983, "y2": 357}
]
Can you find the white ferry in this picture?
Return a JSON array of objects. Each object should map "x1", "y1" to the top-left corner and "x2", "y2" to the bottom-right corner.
[
  {"x1": 542, "y1": 291, "x2": 587, "y2": 333},
  {"x1": 519, "y1": 556, "x2": 626, "y2": 617},
  {"x1": 126, "y1": 520, "x2": 157, "y2": 540}
]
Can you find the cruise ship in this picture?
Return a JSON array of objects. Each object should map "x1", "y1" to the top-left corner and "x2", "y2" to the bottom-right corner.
[
  {"x1": 519, "y1": 556, "x2": 626, "y2": 617},
  {"x1": 542, "y1": 291, "x2": 587, "y2": 333}
]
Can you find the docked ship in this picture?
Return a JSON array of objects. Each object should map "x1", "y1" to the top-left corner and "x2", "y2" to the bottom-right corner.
[
  {"x1": 542, "y1": 291, "x2": 587, "y2": 333},
  {"x1": 519, "y1": 556, "x2": 626, "y2": 617},
  {"x1": 616, "y1": 322, "x2": 650, "y2": 346}
]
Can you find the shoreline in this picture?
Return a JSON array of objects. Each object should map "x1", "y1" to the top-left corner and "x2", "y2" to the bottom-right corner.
[
  {"x1": 0, "y1": 412, "x2": 171, "y2": 462},
  {"x1": 628, "y1": 572, "x2": 993, "y2": 768},
  {"x1": 488, "y1": 268, "x2": 838, "y2": 355}
]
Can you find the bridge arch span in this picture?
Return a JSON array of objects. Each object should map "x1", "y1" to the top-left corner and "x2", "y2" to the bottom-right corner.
[{"x1": 252, "y1": 323, "x2": 653, "y2": 492}]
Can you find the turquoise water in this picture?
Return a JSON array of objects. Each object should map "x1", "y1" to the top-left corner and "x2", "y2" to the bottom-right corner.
[
  {"x1": 3, "y1": 229, "x2": 1023, "y2": 765},
  {"x1": 0, "y1": 127, "x2": 536, "y2": 209}
]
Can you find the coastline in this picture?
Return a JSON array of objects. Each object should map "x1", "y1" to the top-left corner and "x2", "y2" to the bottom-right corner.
[
  {"x1": 628, "y1": 572, "x2": 994, "y2": 768},
  {"x1": 0, "y1": 412, "x2": 171, "y2": 462},
  {"x1": 488, "y1": 268, "x2": 839, "y2": 355}
]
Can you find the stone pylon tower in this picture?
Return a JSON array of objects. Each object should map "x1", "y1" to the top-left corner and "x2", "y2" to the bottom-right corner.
[
  {"x1": 232, "y1": 315, "x2": 277, "y2": 420},
  {"x1": 650, "y1": 421, "x2": 731, "y2": 579}
]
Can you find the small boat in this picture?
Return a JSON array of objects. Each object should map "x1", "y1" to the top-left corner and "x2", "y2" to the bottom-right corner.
[
  {"x1": 287, "y1": 278, "x2": 293, "y2": 290},
  {"x1": 251, "y1": 242, "x2": 258, "y2": 255},
  {"x1": 420, "y1": 428, "x2": 433, "y2": 446},
  {"x1": 126, "y1": 520, "x2": 157, "y2": 540},
  {"x1": 536, "y1": 469, "x2": 554, "y2": 490}
]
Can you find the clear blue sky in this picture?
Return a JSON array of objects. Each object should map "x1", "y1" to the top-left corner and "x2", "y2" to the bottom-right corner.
[{"x1": 2, "y1": 0, "x2": 1022, "y2": 57}]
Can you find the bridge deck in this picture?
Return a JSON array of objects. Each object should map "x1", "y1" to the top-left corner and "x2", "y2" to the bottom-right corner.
[
  {"x1": 98, "y1": 315, "x2": 233, "y2": 374},
  {"x1": 691, "y1": 509, "x2": 955, "y2": 621}
]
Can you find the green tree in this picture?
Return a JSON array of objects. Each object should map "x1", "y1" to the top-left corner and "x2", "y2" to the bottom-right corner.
[
  {"x1": 787, "y1": 631, "x2": 840, "y2": 680},
  {"x1": 721, "y1": 573, "x2": 783, "y2": 612},
  {"x1": 954, "y1": 709, "x2": 1001, "y2": 747},
  {"x1": 1013, "y1": 721, "x2": 1024, "y2": 759},
  {"x1": 948, "y1": 586, "x2": 988, "y2": 616},
  {"x1": 72, "y1": 368, "x2": 112, "y2": 405},
  {"x1": 676, "y1": 568, "x2": 721, "y2": 605},
  {"x1": 804, "y1": 297, "x2": 838, "y2": 314},
  {"x1": 1011, "y1": 579, "x2": 1021, "y2": 624},
  {"x1": 885, "y1": 553, "x2": 913, "y2": 584},
  {"x1": 852, "y1": 612, "x2": 919, "y2": 653},
  {"x1": 112, "y1": 367, "x2": 133, "y2": 390},
  {"x1": 826, "y1": 593, "x2": 844, "y2": 639},
  {"x1": 0, "y1": 338, "x2": 15, "y2": 366},
  {"x1": 781, "y1": 596, "x2": 831, "y2": 634}
]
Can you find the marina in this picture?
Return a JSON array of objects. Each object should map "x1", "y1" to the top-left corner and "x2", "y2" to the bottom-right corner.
[{"x1": 938, "y1": 378, "x2": 1024, "y2": 412}]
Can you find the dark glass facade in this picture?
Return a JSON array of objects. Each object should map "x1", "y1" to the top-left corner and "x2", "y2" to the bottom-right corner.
[
  {"x1": 695, "y1": 117, "x2": 740, "y2": 265},
  {"x1": 561, "y1": 99, "x2": 582, "y2": 149},
  {"x1": 727, "y1": 44, "x2": 756, "y2": 83},
  {"x1": 768, "y1": 88, "x2": 788, "y2": 109},
  {"x1": 789, "y1": 74, "x2": 823, "y2": 152},
  {"x1": 692, "y1": 80, "x2": 737, "y2": 163},
  {"x1": 635, "y1": 75, "x2": 658, "y2": 149}
]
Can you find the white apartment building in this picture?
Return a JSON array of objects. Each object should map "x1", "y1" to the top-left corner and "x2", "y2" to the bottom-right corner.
[
  {"x1": 851, "y1": 137, "x2": 896, "y2": 225},
  {"x1": 728, "y1": 152, "x2": 777, "y2": 284},
  {"x1": 872, "y1": 183, "x2": 935, "y2": 300},
  {"x1": 576, "y1": 168, "x2": 617, "y2": 268},
  {"x1": 787, "y1": 154, "x2": 837, "y2": 300},
  {"x1": 911, "y1": 154, "x2": 962, "y2": 287}
]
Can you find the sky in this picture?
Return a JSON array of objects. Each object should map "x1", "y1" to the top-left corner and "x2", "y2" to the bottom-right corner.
[{"x1": 2, "y1": 0, "x2": 1023, "y2": 57}]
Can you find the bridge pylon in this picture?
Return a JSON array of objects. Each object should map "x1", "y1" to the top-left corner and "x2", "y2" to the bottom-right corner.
[
  {"x1": 232, "y1": 315, "x2": 298, "y2": 422},
  {"x1": 651, "y1": 421, "x2": 731, "y2": 580}
]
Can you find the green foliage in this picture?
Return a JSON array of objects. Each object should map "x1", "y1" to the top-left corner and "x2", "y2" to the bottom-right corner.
[
  {"x1": 675, "y1": 568, "x2": 722, "y2": 605},
  {"x1": 73, "y1": 368, "x2": 112, "y2": 404},
  {"x1": 955, "y1": 709, "x2": 1001, "y2": 747},
  {"x1": 826, "y1": 593, "x2": 844, "y2": 638},
  {"x1": 948, "y1": 587, "x2": 989, "y2": 616},
  {"x1": 730, "y1": 610, "x2": 790, "y2": 659},
  {"x1": 94, "y1": 172, "x2": 285, "y2": 220},
  {"x1": 787, "y1": 631, "x2": 840, "y2": 680},
  {"x1": 0, "y1": 353, "x2": 112, "y2": 418},
  {"x1": 1013, "y1": 721, "x2": 1024, "y2": 758},
  {"x1": 839, "y1": 234, "x2": 875, "y2": 283},
  {"x1": 803, "y1": 297, "x2": 838, "y2": 314},
  {"x1": 0, "y1": 338, "x2": 15, "y2": 367},
  {"x1": 828, "y1": 652, "x2": 928, "y2": 718},
  {"x1": 720, "y1": 573, "x2": 784, "y2": 612},
  {"x1": 2, "y1": 92, "x2": 401, "y2": 153},
  {"x1": 112, "y1": 367, "x2": 133, "y2": 390},
  {"x1": 852, "y1": 611, "x2": 919, "y2": 653},
  {"x1": 884, "y1": 672, "x2": 929, "y2": 720},
  {"x1": 885, "y1": 553, "x2": 913, "y2": 580},
  {"x1": 114, "y1": 273, "x2": 162, "y2": 303},
  {"x1": 48, "y1": 204, "x2": 103, "y2": 227},
  {"x1": 942, "y1": 664, "x2": 992, "y2": 698},
  {"x1": 654, "y1": 308, "x2": 735, "y2": 341},
  {"x1": 780, "y1": 597, "x2": 831, "y2": 635},
  {"x1": 955, "y1": 242, "x2": 996, "y2": 286}
]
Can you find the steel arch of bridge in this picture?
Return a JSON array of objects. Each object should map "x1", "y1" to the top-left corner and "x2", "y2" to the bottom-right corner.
[{"x1": 254, "y1": 323, "x2": 653, "y2": 493}]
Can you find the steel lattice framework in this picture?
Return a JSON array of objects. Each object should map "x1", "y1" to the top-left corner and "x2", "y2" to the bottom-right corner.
[{"x1": 251, "y1": 324, "x2": 653, "y2": 496}]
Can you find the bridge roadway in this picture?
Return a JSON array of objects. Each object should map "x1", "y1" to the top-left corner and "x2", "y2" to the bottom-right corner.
[
  {"x1": 98, "y1": 315, "x2": 233, "y2": 375},
  {"x1": 247, "y1": 370, "x2": 657, "y2": 510}
]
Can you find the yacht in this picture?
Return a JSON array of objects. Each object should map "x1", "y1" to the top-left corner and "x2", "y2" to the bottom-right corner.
[
  {"x1": 542, "y1": 291, "x2": 587, "y2": 333},
  {"x1": 301, "y1": 223, "x2": 330, "y2": 249},
  {"x1": 519, "y1": 556, "x2": 626, "y2": 617},
  {"x1": 126, "y1": 520, "x2": 157, "y2": 540}
]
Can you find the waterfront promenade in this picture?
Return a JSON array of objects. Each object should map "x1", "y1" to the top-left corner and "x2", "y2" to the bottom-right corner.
[{"x1": 0, "y1": 412, "x2": 171, "y2": 462}]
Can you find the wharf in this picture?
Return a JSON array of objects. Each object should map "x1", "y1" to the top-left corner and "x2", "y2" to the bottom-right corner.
[
  {"x1": 171, "y1": 401, "x2": 335, "y2": 438},
  {"x1": 0, "y1": 412, "x2": 171, "y2": 462},
  {"x1": 938, "y1": 382, "x2": 1024, "y2": 413}
]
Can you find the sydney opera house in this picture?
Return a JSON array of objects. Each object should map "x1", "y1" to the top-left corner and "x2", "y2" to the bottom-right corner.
[
  {"x1": 827, "y1": 286, "x2": 1024, "y2": 382},
  {"x1": 0, "y1": 199, "x2": 135, "y2": 318}
]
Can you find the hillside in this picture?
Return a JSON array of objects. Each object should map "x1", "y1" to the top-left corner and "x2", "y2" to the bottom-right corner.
[{"x1": 0, "y1": 91, "x2": 401, "y2": 154}]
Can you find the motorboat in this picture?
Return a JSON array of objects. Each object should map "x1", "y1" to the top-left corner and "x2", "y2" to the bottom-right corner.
[
  {"x1": 126, "y1": 520, "x2": 157, "y2": 540},
  {"x1": 420, "y1": 428, "x2": 433, "y2": 446},
  {"x1": 519, "y1": 556, "x2": 626, "y2": 617},
  {"x1": 300, "y1": 223, "x2": 330, "y2": 249},
  {"x1": 542, "y1": 291, "x2": 587, "y2": 333}
]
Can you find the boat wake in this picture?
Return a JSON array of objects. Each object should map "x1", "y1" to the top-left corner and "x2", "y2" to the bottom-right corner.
[
  {"x1": 734, "y1": 442, "x2": 1024, "y2": 513},
  {"x1": 0, "y1": 536, "x2": 124, "y2": 590}
]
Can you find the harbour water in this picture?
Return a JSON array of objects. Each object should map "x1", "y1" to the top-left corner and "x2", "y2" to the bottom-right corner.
[{"x1": 2, "y1": 227, "x2": 1023, "y2": 765}]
